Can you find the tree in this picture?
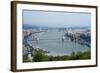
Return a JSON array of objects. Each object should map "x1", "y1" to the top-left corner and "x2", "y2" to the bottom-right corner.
[{"x1": 33, "y1": 49, "x2": 49, "y2": 62}]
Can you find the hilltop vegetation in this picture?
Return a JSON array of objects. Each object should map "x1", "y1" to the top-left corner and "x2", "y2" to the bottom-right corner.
[{"x1": 23, "y1": 48, "x2": 91, "y2": 62}]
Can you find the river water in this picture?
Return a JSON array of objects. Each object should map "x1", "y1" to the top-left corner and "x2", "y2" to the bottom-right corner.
[{"x1": 26, "y1": 29, "x2": 90, "y2": 56}]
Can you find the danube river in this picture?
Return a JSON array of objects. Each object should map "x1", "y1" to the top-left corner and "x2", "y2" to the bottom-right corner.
[{"x1": 24, "y1": 29, "x2": 90, "y2": 56}]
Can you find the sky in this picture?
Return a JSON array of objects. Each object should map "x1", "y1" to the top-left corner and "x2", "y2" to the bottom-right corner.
[{"x1": 23, "y1": 10, "x2": 91, "y2": 28}]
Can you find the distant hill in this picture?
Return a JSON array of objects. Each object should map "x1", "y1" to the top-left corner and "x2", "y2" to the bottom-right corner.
[
  {"x1": 23, "y1": 24, "x2": 90, "y2": 30},
  {"x1": 23, "y1": 24, "x2": 39, "y2": 29}
]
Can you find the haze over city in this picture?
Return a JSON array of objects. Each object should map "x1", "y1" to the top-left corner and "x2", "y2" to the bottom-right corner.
[{"x1": 23, "y1": 10, "x2": 91, "y2": 28}]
